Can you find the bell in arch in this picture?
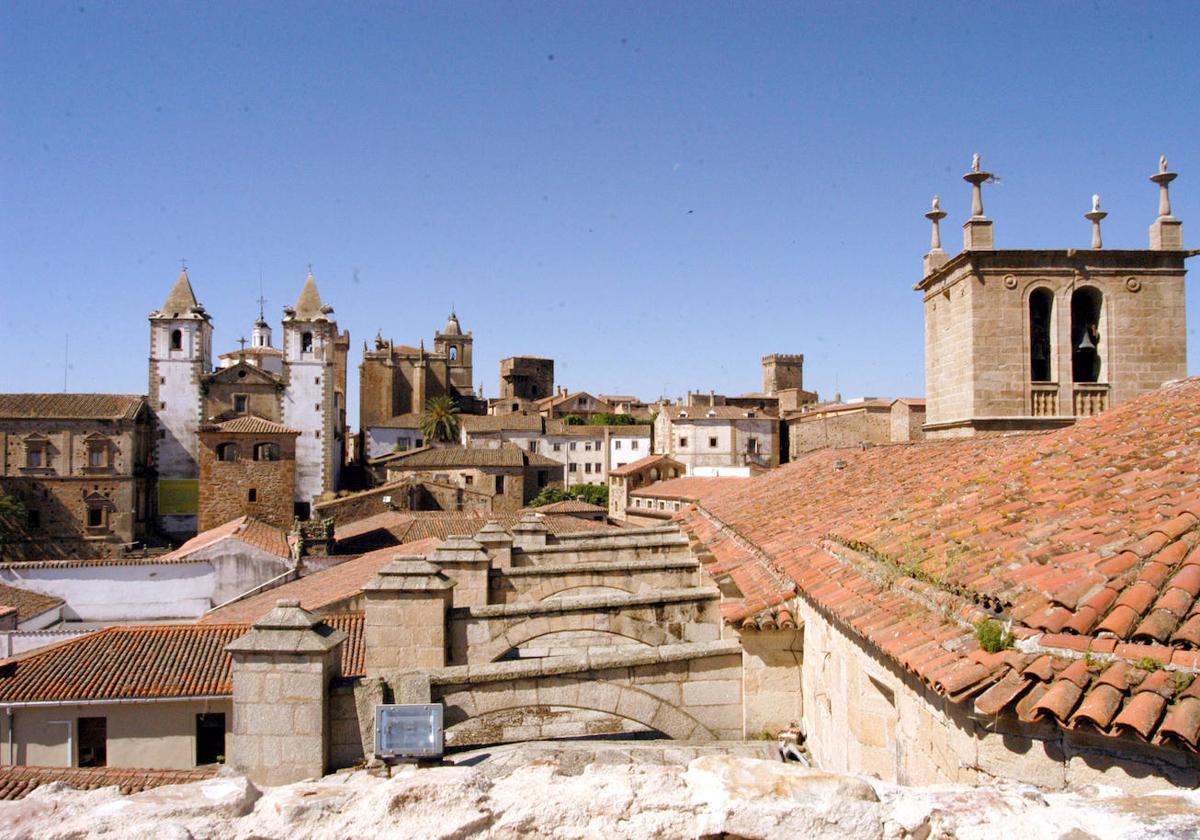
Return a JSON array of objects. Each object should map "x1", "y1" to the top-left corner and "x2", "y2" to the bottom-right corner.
[{"x1": 1076, "y1": 328, "x2": 1096, "y2": 352}]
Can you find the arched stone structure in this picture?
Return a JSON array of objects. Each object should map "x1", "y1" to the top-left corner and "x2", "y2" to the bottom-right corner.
[{"x1": 474, "y1": 611, "x2": 675, "y2": 663}]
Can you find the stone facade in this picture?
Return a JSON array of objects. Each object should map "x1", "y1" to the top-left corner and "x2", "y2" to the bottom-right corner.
[
  {"x1": 607, "y1": 455, "x2": 685, "y2": 519},
  {"x1": 918, "y1": 159, "x2": 1189, "y2": 438},
  {"x1": 197, "y1": 420, "x2": 298, "y2": 531},
  {"x1": 786, "y1": 398, "x2": 925, "y2": 457},
  {"x1": 654, "y1": 405, "x2": 778, "y2": 475},
  {"x1": 498, "y1": 356, "x2": 554, "y2": 404},
  {"x1": 361, "y1": 558, "x2": 454, "y2": 674},
  {"x1": 761, "y1": 354, "x2": 804, "y2": 395},
  {"x1": 0, "y1": 396, "x2": 154, "y2": 560}
]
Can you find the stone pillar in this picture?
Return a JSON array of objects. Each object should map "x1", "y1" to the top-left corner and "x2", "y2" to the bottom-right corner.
[
  {"x1": 1149, "y1": 156, "x2": 1183, "y2": 250},
  {"x1": 225, "y1": 599, "x2": 346, "y2": 787},
  {"x1": 962, "y1": 153, "x2": 994, "y2": 250},
  {"x1": 510, "y1": 511, "x2": 548, "y2": 552},
  {"x1": 923, "y1": 195, "x2": 949, "y2": 275},
  {"x1": 361, "y1": 556, "x2": 455, "y2": 676},
  {"x1": 474, "y1": 519, "x2": 514, "y2": 569},
  {"x1": 430, "y1": 535, "x2": 492, "y2": 607}
]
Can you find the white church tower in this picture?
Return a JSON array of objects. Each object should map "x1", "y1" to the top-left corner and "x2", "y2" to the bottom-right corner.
[
  {"x1": 148, "y1": 268, "x2": 211, "y2": 536},
  {"x1": 281, "y1": 270, "x2": 342, "y2": 516}
]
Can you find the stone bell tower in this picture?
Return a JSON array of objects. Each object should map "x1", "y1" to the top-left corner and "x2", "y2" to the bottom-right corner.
[
  {"x1": 148, "y1": 267, "x2": 212, "y2": 536},
  {"x1": 916, "y1": 154, "x2": 1190, "y2": 439}
]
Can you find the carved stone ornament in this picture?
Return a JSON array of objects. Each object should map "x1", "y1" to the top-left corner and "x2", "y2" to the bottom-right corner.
[
  {"x1": 1125, "y1": 276, "x2": 1142, "y2": 292},
  {"x1": 1003, "y1": 274, "x2": 1018, "y2": 290}
]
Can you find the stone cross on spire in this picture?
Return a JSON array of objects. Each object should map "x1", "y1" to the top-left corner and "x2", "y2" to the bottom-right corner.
[
  {"x1": 1085, "y1": 194, "x2": 1108, "y2": 249},
  {"x1": 1149, "y1": 154, "x2": 1183, "y2": 250},
  {"x1": 962, "y1": 153, "x2": 995, "y2": 250}
]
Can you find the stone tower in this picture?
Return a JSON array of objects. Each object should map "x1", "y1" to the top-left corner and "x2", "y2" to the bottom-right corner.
[
  {"x1": 433, "y1": 312, "x2": 475, "y2": 398},
  {"x1": 281, "y1": 271, "x2": 344, "y2": 515},
  {"x1": 917, "y1": 155, "x2": 1190, "y2": 438},
  {"x1": 761, "y1": 354, "x2": 804, "y2": 395},
  {"x1": 148, "y1": 269, "x2": 212, "y2": 537}
]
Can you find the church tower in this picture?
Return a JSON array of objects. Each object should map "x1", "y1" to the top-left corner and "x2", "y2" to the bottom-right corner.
[
  {"x1": 281, "y1": 270, "x2": 345, "y2": 515},
  {"x1": 433, "y1": 311, "x2": 475, "y2": 399},
  {"x1": 148, "y1": 268, "x2": 212, "y2": 536},
  {"x1": 917, "y1": 155, "x2": 1190, "y2": 438}
]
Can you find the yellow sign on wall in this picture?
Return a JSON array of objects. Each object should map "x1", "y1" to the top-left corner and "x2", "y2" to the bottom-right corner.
[{"x1": 158, "y1": 480, "x2": 199, "y2": 515}]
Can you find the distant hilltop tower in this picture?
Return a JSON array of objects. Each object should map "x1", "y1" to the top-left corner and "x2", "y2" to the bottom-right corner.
[
  {"x1": 916, "y1": 154, "x2": 1190, "y2": 438},
  {"x1": 762, "y1": 354, "x2": 804, "y2": 396}
]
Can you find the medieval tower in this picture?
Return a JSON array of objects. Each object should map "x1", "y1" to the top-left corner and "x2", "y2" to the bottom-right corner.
[{"x1": 917, "y1": 155, "x2": 1190, "y2": 438}]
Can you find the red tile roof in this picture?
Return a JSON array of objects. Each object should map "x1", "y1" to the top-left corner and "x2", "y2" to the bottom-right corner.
[
  {"x1": 0, "y1": 582, "x2": 64, "y2": 623},
  {"x1": 333, "y1": 510, "x2": 619, "y2": 554},
  {"x1": 0, "y1": 394, "x2": 146, "y2": 421},
  {"x1": 199, "y1": 538, "x2": 442, "y2": 625},
  {"x1": 609, "y1": 454, "x2": 683, "y2": 477},
  {"x1": 378, "y1": 444, "x2": 561, "y2": 469},
  {"x1": 532, "y1": 499, "x2": 607, "y2": 514},
  {"x1": 0, "y1": 614, "x2": 363, "y2": 703},
  {"x1": 157, "y1": 516, "x2": 292, "y2": 563},
  {"x1": 202, "y1": 415, "x2": 299, "y2": 435},
  {"x1": 676, "y1": 378, "x2": 1200, "y2": 753},
  {"x1": 664, "y1": 405, "x2": 777, "y2": 420},
  {"x1": 631, "y1": 476, "x2": 745, "y2": 501},
  {"x1": 0, "y1": 765, "x2": 217, "y2": 800}
]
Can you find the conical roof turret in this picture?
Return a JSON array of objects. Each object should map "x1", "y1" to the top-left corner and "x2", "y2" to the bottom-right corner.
[
  {"x1": 154, "y1": 269, "x2": 206, "y2": 320},
  {"x1": 443, "y1": 311, "x2": 462, "y2": 336},
  {"x1": 289, "y1": 269, "x2": 331, "y2": 321}
]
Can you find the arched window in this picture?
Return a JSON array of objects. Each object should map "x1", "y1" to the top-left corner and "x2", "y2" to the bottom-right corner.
[
  {"x1": 649, "y1": 467, "x2": 660, "y2": 482},
  {"x1": 449, "y1": 346, "x2": 458, "y2": 361},
  {"x1": 301, "y1": 332, "x2": 314, "y2": 353},
  {"x1": 170, "y1": 329, "x2": 183, "y2": 351},
  {"x1": 1070, "y1": 287, "x2": 1103, "y2": 383},
  {"x1": 1029, "y1": 288, "x2": 1054, "y2": 382},
  {"x1": 253, "y1": 442, "x2": 279, "y2": 462},
  {"x1": 216, "y1": 442, "x2": 240, "y2": 462},
  {"x1": 669, "y1": 468, "x2": 679, "y2": 479}
]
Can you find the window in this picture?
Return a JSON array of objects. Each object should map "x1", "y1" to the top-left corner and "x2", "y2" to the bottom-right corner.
[
  {"x1": 614, "y1": 440, "x2": 622, "y2": 450},
  {"x1": 170, "y1": 329, "x2": 183, "y2": 351},
  {"x1": 87, "y1": 507, "x2": 104, "y2": 528},
  {"x1": 414, "y1": 438, "x2": 422, "y2": 447},
  {"x1": 216, "y1": 442, "x2": 239, "y2": 462},
  {"x1": 678, "y1": 437, "x2": 688, "y2": 448},
  {"x1": 294, "y1": 502, "x2": 310, "y2": 519},
  {"x1": 568, "y1": 463, "x2": 577, "y2": 473},
  {"x1": 196, "y1": 713, "x2": 226, "y2": 766},
  {"x1": 464, "y1": 474, "x2": 473, "y2": 485},
  {"x1": 89, "y1": 447, "x2": 106, "y2": 468},
  {"x1": 552, "y1": 443, "x2": 561, "y2": 452},
  {"x1": 495, "y1": 475, "x2": 505, "y2": 493},
  {"x1": 26, "y1": 448, "x2": 43, "y2": 469},
  {"x1": 585, "y1": 463, "x2": 592, "y2": 474},
  {"x1": 253, "y1": 442, "x2": 279, "y2": 461},
  {"x1": 631, "y1": 441, "x2": 639, "y2": 450},
  {"x1": 27, "y1": 509, "x2": 40, "y2": 528},
  {"x1": 584, "y1": 441, "x2": 592, "y2": 451},
  {"x1": 1071, "y1": 287, "x2": 1103, "y2": 384},
  {"x1": 537, "y1": 470, "x2": 547, "y2": 488},
  {"x1": 594, "y1": 462, "x2": 602, "y2": 473},
  {"x1": 314, "y1": 403, "x2": 321, "y2": 412},
  {"x1": 528, "y1": 440, "x2": 539, "y2": 453},
  {"x1": 569, "y1": 442, "x2": 577, "y2": 451},
  {"x1": 77, "y1": 717, "x2": 107, "y2": 767},
  {"x1": 511, "y1": 403, "x2": 519, "y2": 411},
  {"x1": 301, "y1": 332, "x2": 314, "y2": 353},
  {"x1": 233, "y1": 394, "x2": 248, "y2": 414},
  {"x1": 247, "y1": 488, "x2": 258, "y2": 502},
  {"x1": 746, "y1": 438, "x2": 760, "y2": 454},
  {"x1": 314, "y1": 376, "x2": 320, "y2": 385},
  {"x1": 449, "y1": 346, "x2": 458, "y2": 361},
  {"x1": 1029, "y1": 288, "x2": 1054, "y2": 382},
  {"x1": 709, "y1": 436, "x2": 719, "y2": 448}
]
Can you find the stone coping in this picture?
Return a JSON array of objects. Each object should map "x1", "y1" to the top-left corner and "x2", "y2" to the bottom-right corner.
[
  {"x1": 495, "y1": 558, "x2": 699, "y2": 578},
  {"x1": 419, "y1": 639, "x2": 743, "y2": 686},
  {"x1": 552, "y1": 525, "x2": 681, "y2": 541},
  {"x1": 453, "y1": 586, "x2": 719, "y2": 620},
  {"x1": 520, "y1": 533, "x2": 689, "y2": 555}
]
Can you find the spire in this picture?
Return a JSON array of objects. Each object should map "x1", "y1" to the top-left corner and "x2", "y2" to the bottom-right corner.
[
  {"x1": 161, "y1": 268, "x2": 200, "y2": 317},
  {"x1": 292, "y1": 268, "x2": 326, "y2": 320},
  {"x1": 443, "y1": 310, "x2": 462, "y2": 336}
]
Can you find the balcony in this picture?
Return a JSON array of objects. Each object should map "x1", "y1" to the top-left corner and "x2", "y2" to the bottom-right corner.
[
  {"x1": 1073, "y1": 384, "x2": 1110, "y2": 417},
  {"x1": 1030, "y1": 383, "x2": 1058, "y2": 417}
]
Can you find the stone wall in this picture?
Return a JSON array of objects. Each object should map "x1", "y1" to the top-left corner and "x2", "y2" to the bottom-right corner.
[
  {"x1": 737, "y1": 627, "x2": 804, "y2": 738},
  {"x1": 328, "y1": 682, "x2": 366, "y2": 769},
  {"x1": 788, "y1": 408, "x2": 892, "y2": 457},
  {"x1": 198, "y1": 431, "x2": 296, "y2": 531},
  {"x1": 797, "y1": 598, "x2": 1200, "y2": 793},
  {"x1": 489, "y1": 558, "x2": 701, "y2": 604}
]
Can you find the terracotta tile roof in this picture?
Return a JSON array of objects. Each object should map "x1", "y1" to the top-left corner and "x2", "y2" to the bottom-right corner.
[
  {"x1": 0, "y1": 394, "x2": 146, "y2": 421},
  {"x1": 199, "y1": 538, "x2": 442, "y2": 625},
  {"x1": 609, "y1": 454, "x2": 683, "y2": 477},
  {"x1": 631, "y1": 476, "x2": 745, "y2": 501},
  {"x1": 201, "y1": 415, "x2": 299, "y2": 435},
  {"x1": 676, "y1": 378, "x2": 1200, "y2": 754},
  {"x1": 0, "y1": 613, "x2": 364, "y2": 704},
  {"x1": 333, "y1": 510, "x2": 619, "y2": 554},
  {"x1": 664, "y1": 405, "x2": 777, "y2": 421},
  {"x1": 536, "y1": 390, "x2": 607, "y2": 409},
  {"x1": 379, "y1": 444, "x2": 559, "y2": 469},
  {"x1": 788, "y1": 399, "x2": 895, "y2": 418},
  {"x1": 461, "y1": 414, "x2": 544, "y2": 433},
  {"x1": 0, "y1": 582, "x2": 63, "y2": 623},
  {"x1": 155, "y1": 517, "x2": 292, "y2": 564},
  {"x1": 543, "y1": 421, "x2": 652, "y2": 437},
  {"x1": 0, "y1": 765, "x2": 217, "y2": 800},
  {"x1": 533, "y1": 499, "x2": 607, "y2": 514}
]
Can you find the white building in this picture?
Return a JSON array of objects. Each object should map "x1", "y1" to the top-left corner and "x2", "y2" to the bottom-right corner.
[{"x1": 653, "y1": 404, "x2": 779, "y2": 476}]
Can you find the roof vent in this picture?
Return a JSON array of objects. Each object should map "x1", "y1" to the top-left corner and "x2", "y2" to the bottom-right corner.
[
  {"x1": 745, "y1": 411, "x2": 755, "y2": 418},
  {"x1": 707, "y1": 410, "x2": 717, "y2": 418},
  {"x1": 679, "y1": 411, "x2": 688, "y2": 418}
]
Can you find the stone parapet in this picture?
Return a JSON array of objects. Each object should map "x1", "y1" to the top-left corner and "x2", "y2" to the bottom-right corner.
[{"x1": 362, "y1": 556, "x2": 455, "y2": 675}]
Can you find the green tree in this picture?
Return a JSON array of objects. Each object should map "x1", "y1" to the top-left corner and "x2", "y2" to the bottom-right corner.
[
  {"x1": 0, "y1": 490, "x2": 26, "y2": 544},
  {"x1": 419, "y1": 396, "x2": 461, "y2": 443},
  {"x1": 527, "y1": 486, "x2": 571, "y2": 508},
  {"x1": 589, "y1": 413, "x2": 638, "y2": 426},
  {"x1": 569, "y1": 483, "x2": 609, "y2": 507},
  {"x1": 562, "y1": 414, "x2": 586, "y2": 426}
]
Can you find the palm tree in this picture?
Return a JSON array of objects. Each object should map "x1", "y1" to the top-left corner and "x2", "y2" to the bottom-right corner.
[{"x1": 420, "y1": 395, "x2": 461, "y2": 444}]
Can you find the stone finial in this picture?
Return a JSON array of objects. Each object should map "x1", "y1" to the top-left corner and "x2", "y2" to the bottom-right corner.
[
  {"x1": 1085, "y1": 194, "x2": 1108, "y2": 250},
  {"x1": 362, "y1": 556, "x2": 455, "y2": 593},
  {"x1": 923, "y1": 195, "x2": 950, "y2": 275},
  {"x1": 225, "y1": 598, "x2": 346, "y2": 655},
  {"x1": 1149, "y1": 154, "x2": 1183, "y2": 250},
  {"x1": 961, "y1": 153, "x2": 995, "y2": 250}
]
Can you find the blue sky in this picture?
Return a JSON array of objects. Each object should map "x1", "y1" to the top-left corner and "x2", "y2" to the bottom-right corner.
[{"x1": 2, "y1": 2, "x2": 1197, "y2": 427}]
